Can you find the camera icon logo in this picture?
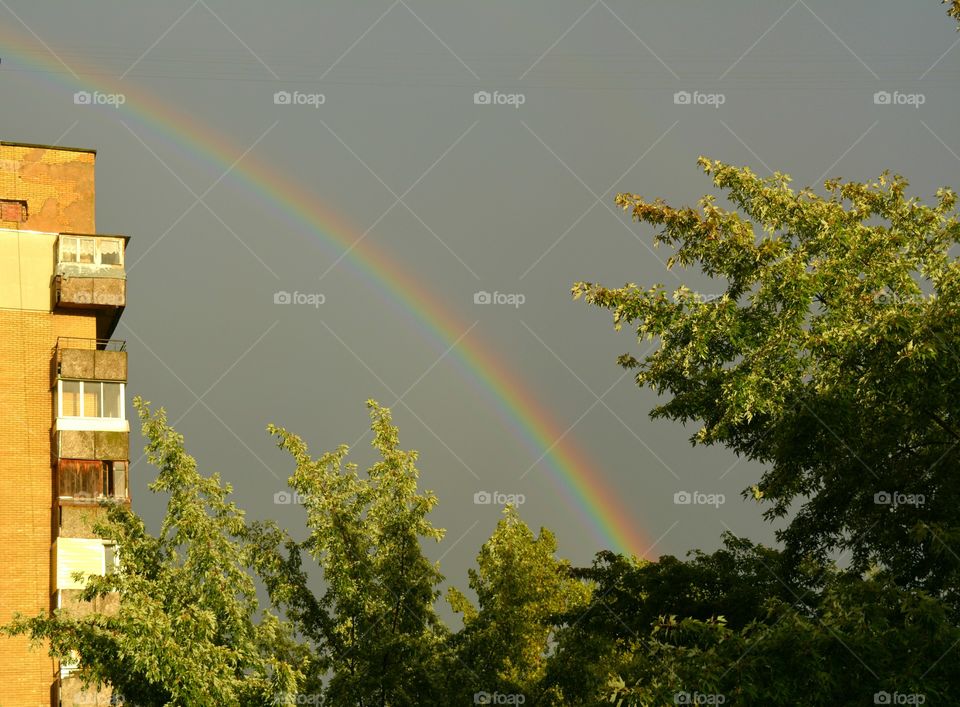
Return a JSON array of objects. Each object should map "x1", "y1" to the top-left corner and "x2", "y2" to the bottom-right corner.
[
  {"x1": 874, "y1": 91, "x2": 892, "y2": 105},
  {"x1": 274, "y1": 491, "x2": 293, "y2": 505},
  {"x1": 474, "y1": 290, "x2": 492, "y2": 304},
  {"x1": 874, "y1": 692, "x2": 891, "y2": 704},
  {"x1": 274, "y1": 91, "x2": 292, "y2": 105},
  {"x1": 873, "y1": 288, "x2": 896, "y2": 305},
  {"x1": 474, "y1": 692, "x2": 492, "y2": 705},
  {"x1": 274, "y1": 291, "x2": 292, "y2": 304},
  {"x1": 474, "y1": 91, "x2": 492, "y2": 105},
  {"x1": 673, "y1": 90, "x2": 692, "y2": 105},
  {"x1": 74, "y1": 91, "x2": 92, "y2": 105},
  {"x1": 674, "y1": 491, "x2": 692, "y2": 505},
  {"x1": 874, "y1": 491, "x2": 891, "y2": 505},
  {"x1": 474, "y1": 491, "x2": 492, "y2": 505}
]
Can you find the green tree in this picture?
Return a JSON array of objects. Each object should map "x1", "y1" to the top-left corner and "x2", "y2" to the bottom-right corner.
[
  {"x1": 444, "y1": 507, "x2": 589, "y2": 705},
  {"x1": 549, "y1": 536, "x2": 960, "y2": 705},
  {"x1": 946, "y1": 0, "x2": 960, "y2": 27},
  {"x1": 3, "y1": 398, "x2": 304, "y2": 706},
  {"x1": 546, "y1": 534, "x2": 816, "y2": 705},
  {"x1": 248, "y1": 400, "x2": 447, "y2": 706},
  {"x1": 574, "y1": 159, "x2": 960, "y2": 602}
]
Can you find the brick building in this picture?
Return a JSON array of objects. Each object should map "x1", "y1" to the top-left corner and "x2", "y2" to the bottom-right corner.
[{"x1": 0, "y1": 141, "x2": 129, "y2": 705}]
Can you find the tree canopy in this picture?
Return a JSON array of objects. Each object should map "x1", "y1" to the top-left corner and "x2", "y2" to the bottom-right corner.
[{"x1": 575, "y1": 158, "x2": 960, "y2": 604}]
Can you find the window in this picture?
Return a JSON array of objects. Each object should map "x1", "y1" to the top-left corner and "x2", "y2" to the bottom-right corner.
[
  {"x1": 78, "y1": 238, "x2": 95, "y2": 264},
  {"x1": 113, "y1": 460, "x2": 128, "y2": 499},
  {"x1": 59, "y1": 459, "x2": 129, "y2": 501},
  {"x1": 58, "y1": 380, "x2": 124, "y2": 419},
  {"x1": 58, "y1": 236, "x2": 123, "y2": 267},
  {"x1": 61, "y1": 380, "x2": 81, "y2": 417},
  {"x1": 99, "y1": 239, "x2": 121, "y2": 265},
  {"x1": 102, "y1": 382, "x2": 121, "y2": 417},
  {"x1": 60, "y1": 650, "x2": 80, "y2": 677},
  {"x1": 60, "y1": 237, "x2": 78, "y2": 263},
  {"x1": 83, "y1": 382, "x2": 101, "y2": 418}
]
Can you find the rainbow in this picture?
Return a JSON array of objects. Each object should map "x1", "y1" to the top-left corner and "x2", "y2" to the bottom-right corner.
[{"x1": 0, "y1": 27, "x2": 651, "y2": 557}]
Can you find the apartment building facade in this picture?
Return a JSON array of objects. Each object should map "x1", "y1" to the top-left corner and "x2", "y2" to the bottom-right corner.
[{"x1": 0, "y1": 141, "x2": 129, "y2": 706}]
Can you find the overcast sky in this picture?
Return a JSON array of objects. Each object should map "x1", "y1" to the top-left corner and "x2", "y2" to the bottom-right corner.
[{"x1": 3, "y1": 1, "x2": 959, "y2": 586}]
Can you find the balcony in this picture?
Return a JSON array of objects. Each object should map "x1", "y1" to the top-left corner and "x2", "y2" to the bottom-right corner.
[
  {"x1": 54, "y1": 429, "x2": 129, "y2": 461},
  {"x1": 55, "y1": 337, "x2": 127, "y2": 382},
  {"x1": 58, "y1": 459, "x2": 128, "y2": 506},
  {"x1": 54, "y1": 349, "x2": 130, "y2": 457},
  {"x1": 54, "y1": 233, "x2": 127, "y2": 310}
]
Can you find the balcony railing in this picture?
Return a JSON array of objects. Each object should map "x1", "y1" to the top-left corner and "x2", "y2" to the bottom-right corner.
[{"x1": 56, "y1": 337, "x2": 126, "y2": 352}]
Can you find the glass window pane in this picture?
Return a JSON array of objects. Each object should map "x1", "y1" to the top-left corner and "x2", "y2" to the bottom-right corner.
[
  {"x1": 99, "y1": 239, "x2": 122, "y2": 265},
  {"x1": 112, "y1": 461, "x2": 128, "y2": 499},
  {"x1": 78, "y1": 239, "x2": 95, "y2": 264},
  {"x1": 61, "y1": 237, "x2": 78, "y2": 263},
  {"x1": 102, "y1": 383, "x2": 121, "y2": 418},
  {"x1": 61, "y1": 381, "x2": 80, "y2": 416},
  {"x1": 83, "y1": 382, "x2": 101, "y2": 417}
]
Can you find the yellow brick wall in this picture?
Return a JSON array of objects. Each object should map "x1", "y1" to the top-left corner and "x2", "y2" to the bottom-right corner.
[
  {"x1": 1, "y1": 142, "x2": 102, "y2": 705},
  {"x1": 0, "y1": 144, "x2": 96, "y2": 233},
  {"x1": 0, "y1": 309, "x2": 97, "y2": 705}
]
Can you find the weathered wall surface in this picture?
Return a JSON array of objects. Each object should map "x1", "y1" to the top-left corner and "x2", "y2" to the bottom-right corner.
[
  {"x1": 0, "y1": 142, "x2": 110, "y2": 705},
  {"x1": 0, "y1": 309, "x2": 96, "y2": 704},
  {"x1": 0, "y1": 143, "x2": 96, "y2": 234}
]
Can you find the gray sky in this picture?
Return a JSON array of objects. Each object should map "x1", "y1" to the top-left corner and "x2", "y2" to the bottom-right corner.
[{"x1": 3, "y1": 1, "x2": 959, "y2": 585}]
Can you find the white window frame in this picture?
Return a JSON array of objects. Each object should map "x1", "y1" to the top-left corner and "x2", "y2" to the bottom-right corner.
[
  {"x1": 58, "y1": 235, "x2": 124, "y2": 267},
  {"x1": 57, "y1": 380, "x2": 125, "y2": 420},
  {"x1": 60, "y1": 650, "x2": 80, "y2": 678}
]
